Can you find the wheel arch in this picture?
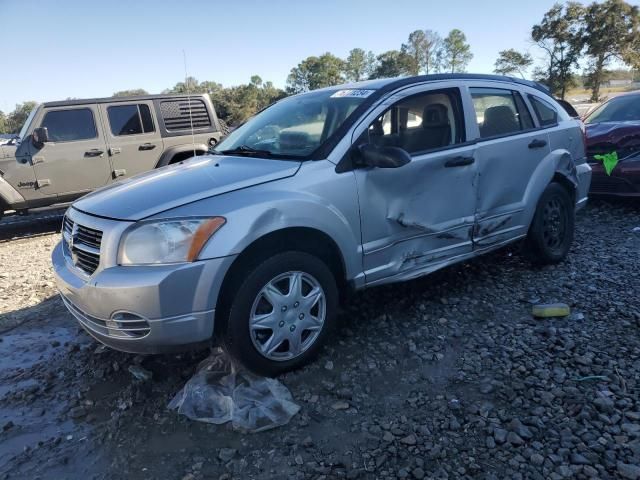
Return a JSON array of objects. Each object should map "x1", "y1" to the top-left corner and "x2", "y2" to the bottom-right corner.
[
  {"x1": 214, "y1": 226, "x2": 349, "y2": 335},
  {"x1": 155, "y1": 144, "x2": 209, "y2": 167}
]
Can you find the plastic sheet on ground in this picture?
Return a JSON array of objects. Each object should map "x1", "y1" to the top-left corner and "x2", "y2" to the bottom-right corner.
[{"x1": 168, "y1": 348, "x2": 300, "y2": 432}]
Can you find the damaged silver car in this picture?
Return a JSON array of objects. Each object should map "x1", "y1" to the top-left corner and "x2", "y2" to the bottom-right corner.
[{"x1": 52, "y1": 74, "x2": 592, "y2": 375}]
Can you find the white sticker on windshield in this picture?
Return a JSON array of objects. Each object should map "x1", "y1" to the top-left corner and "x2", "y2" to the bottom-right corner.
[{"x1": 330, "y1": 89, "x2": 375, "y2": 98}]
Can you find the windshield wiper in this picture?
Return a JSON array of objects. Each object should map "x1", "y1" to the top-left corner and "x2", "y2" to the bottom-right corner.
[{"x1": 214, "y1": 145, "x2": 275, "y2": 157}]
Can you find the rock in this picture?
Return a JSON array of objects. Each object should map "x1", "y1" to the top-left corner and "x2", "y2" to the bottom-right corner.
[
  {"x1": 218, "y1": 448, "x2": 236, "y2": 463},
  {"x1": 324, "y1": 361, "x2": 334, "y2": 371},
  {"x1": 508, "y1": 418, "x2": 533, "y2": 440},
  {"x1": 530, "y1": 453, "x2": 544, "y2": 466},
  {"x1": 593, "y1": 395, "x2": 615, "y2": 413},
  {"x1": 507, "y1": 431, "x2": 525, "y2": 446},
  {"x1": 412, "y1": 467, "x2": 425, "y2": 479},
  {"x1": 617, "y1": 462, "x2": 640, "y2": 480},
  {"x1": 494, "y1": 428, "x2": 508, "y2": 444},
  {"x1": 400, "y1": 434, "x2": 417, "y2": 445},
  {"x1": 331, "y1": 400, "x2": 350, "y2": 410},
  {"x1": 128, "y1": 365, "x2": 152, "y2": 382},
  {"x1": 3, "y1": 421, "x2": 14, "y2": 431}
]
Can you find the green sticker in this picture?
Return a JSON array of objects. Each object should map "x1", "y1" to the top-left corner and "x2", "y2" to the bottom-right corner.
[{"x1": 594, "y1": 151, "x2": 619, "y2": 176}]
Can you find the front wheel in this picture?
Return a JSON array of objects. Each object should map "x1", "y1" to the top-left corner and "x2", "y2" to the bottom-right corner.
[
  {"x1": 526, "y1": 182, "x2": 575, "y2": 264},
  {"x1": 222, "y1": 251, "x2": 338, "y2": 376}
]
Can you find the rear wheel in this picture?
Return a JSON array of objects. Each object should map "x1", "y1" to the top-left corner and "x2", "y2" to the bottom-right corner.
[
  {"x1": 526, "y1": 182, "x2": 574, "y2": 264},
  {"x1": 222, "y1": 251, "x2": 338, "y2": 376}
]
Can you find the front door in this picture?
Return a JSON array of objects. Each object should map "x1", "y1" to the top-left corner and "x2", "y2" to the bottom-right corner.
[
  {"x1": 353, "y1": 86, "x2": 478, "y2": 285},
  {"x1": 99, "y1": 101, "x2": 163, "y2": 180},
  {"x1": 468, "y1": 87, "x2": 551, "y2": 248},
  {"x1": 30, "y1": 105, "x2": 111, "y2": 199}
]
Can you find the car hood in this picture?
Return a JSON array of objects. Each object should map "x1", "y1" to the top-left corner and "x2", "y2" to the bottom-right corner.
[
  {"x1": 73, "y1": 155, "x2": 301, "y2": 221},
  {"x1": 586, "y1": 121, "x2": 640, "y2": 160}
]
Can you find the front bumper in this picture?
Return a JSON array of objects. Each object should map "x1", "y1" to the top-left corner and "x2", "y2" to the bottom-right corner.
[
  {"x1": 575, "y1": 162, "x2": 593, "y2": 210},
  {"x1": 52, "y1": 241, "x2": 236, "y2": 354},
  {"x1": 588, "y1": 160, "x2": 640, "y2": 197}
]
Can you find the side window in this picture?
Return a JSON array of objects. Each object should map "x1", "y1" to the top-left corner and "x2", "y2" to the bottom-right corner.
[
  {"x1": 471, "y1": 88, "x2": 533, "y2": 138},
  {"x1": 160, "y1": 99, "x2": 212, "y2": 131},
  {"x1": 40, "y1": 108, "x2": 97, "y2": 142},
  {"x1": 366, "y1": 89, "x2": 464, "y2": 155},
  {"x1": 107, "y1": 104, "x2": 155, "y2": 136},
  {"x1": 529, "y1": 95, "x2": 559, "y2": 127}
]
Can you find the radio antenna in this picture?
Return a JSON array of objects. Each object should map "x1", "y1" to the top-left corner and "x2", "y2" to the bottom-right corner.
[{"x1": 183, "y1": 49, "x2": 197, "y2": 159}]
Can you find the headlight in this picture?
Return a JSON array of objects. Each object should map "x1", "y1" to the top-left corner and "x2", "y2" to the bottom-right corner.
[{"x1": 118, "y1": 217, "x2": 226, "y2": 265}]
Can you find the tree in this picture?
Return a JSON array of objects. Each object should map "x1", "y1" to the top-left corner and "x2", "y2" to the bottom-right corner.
[
  {"x1": 581, "y1": 0, "x2": 640, "y2": 102},
  {"x1": 531, "y1": 2, "x2": 584, "y2": 99},
  {"x1": 112, "y1": 88, "x2": 149, "y2": 97},
  {"x1": 370, "y1": 50, "x2": 414, "y2": 79},
  {"x1": 493, "y1": 49, "x2": 534, "y2": 78},
  {"x1": 401, "y1": 29, "x2": 443, "y2": 75},
  {"x1": 7, "y1": 102, "x2": 38, "y2": 134},
  {"x1": 402, "y1": 30, "x2": 428, "y2": 75},
  {"x1": 441, "y1": 29, "x2": 473, "y2": 73},
  {"x1": 343, "y1": 48, "x2": 376, "y2": 82},
  {"x1": 286, "y1": 53, "x2": 345, "y2": 93},
  {"x1": 0, "y1": 111, "x2": 7, "y2": 134}
]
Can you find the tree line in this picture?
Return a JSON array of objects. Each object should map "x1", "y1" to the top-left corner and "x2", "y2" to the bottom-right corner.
[{"x1": 1, "y1": 0, "x2": 638, "y2": 135}]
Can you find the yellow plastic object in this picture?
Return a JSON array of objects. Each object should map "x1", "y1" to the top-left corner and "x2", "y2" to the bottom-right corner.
[{"x1": 532, "y1": 303, "x2": 571, "y2": 318}]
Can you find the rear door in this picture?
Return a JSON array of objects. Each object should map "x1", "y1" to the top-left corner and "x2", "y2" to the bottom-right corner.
[
  {"x1": 467, "y1": 85, "x2": 550, "y2": 248},
  {"x1": 30, "y1": 105, "x2": 111, "y2": 199},
  {"x1": 99, "y1": 101, "x2": 163, "y2": 180}
]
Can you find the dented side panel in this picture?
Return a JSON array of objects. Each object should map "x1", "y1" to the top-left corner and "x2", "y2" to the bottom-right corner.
[
  {"x1": 355, "y1": 143, "x2": 478, "y2": 284},
  {"x1": 473, "y1": 130, "x2": 551, "y2": 247}
]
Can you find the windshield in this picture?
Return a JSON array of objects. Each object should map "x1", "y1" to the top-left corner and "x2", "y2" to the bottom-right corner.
[
  {"x1": 214, "y1": 88, "x2": 375, "y2": 159},
  {"x1": 18, "y1": 107, "x2": 38, "y2": 140},
  {"x1": 586, "y1": 95, "x2": 640, "y2": 124}
]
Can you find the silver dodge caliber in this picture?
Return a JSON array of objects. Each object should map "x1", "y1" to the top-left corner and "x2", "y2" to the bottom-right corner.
[{"x1": 53, "y1": 74, "x2": 592, "y2": 375}]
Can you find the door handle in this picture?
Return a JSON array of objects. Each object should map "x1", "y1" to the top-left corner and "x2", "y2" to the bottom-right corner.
[
  {"x1": 139, "y1": 143, "x2": 156, "y2": 151},
  {"x1": 444, "y1": 156, "x2": 475, "y2": 168},
  {"x1": 85, "y1": 149, "x2": 104, "y2": 157},
  {"x1": 528, "y1": 139, "x2": 547, "y2": 149}
]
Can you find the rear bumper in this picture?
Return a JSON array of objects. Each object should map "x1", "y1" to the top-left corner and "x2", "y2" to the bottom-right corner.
[{"x1": 52, "y1": 241, "x2": 236, "y2": 354}]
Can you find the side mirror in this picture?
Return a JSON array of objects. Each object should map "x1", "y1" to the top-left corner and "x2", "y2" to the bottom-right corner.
[
  {"x1": 32, "y1": 127, "x2": 49, "y2": 148},
  {"x1": 356, "y1": 143, "x2": 411, "y2": 169}
]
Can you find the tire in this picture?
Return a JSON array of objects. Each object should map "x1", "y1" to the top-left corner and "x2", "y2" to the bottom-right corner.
[
  {"x1": 526, "y1": 182, "x2": 574, "y2": 265},
  {"x1": 222, "y1": 251, "x2": 338, "y2": 376}
]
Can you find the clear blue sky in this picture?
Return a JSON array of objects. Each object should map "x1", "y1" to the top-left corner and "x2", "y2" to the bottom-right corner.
[{"x1": 0, "y1": 0, "x2": 625, "y2": 112}]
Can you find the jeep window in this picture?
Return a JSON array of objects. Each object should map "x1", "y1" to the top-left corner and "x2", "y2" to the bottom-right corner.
[
  {"x1": 471, "y1": 88, "x2": 534, "y2": 138},
  {"x1": 40, "y1": 108, "x2": 97, "y2": 142},
  {"x1": 585, "y1": 95, "x2": 640, "y2": 124},
  {"x1": 160, "y1": 99, "x2": 211, "y2": 131},
  {"x1": 366, "y1": 89, "x2": 465, "y2": 154},
  {"x1": 108, "y1": 104, "x2": 155, "y2": 136},
  {"x1": 214, "y1": 89, "x2": 372, "y2": 159},
  {"x1": 528, "y1": 95, "x2": 558, "y2": 127}
]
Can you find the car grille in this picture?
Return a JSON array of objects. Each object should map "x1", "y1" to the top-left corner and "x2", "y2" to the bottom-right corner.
[{"x1": 62, "y1": 215, "x2": 102, "y2": 275}]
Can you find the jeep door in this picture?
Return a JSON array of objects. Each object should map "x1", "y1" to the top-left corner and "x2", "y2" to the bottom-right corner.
[
  {"x1": 467, "y1": 85, "x2": 551, "y2": 248},
  {"x1": 29, "y1": 106, "x2": 111, "y2": 199},
  {"x1": 352, "y1": 84, "x2": 479, "y2": 285},
  {"x1": 99, "y1": 101, "x2": 163, "y2": 180}
]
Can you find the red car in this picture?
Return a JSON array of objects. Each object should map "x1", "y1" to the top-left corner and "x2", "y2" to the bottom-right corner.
[{"x1": 585, "y1": 91, "x2": 640, "y2": 197}]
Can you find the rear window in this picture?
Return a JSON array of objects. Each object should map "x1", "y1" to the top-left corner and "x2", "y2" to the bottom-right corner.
[
  {"x1": 41, "y1": 108, "x2": 97, "y2": 142},
  {"x1": 471, "y1": 88, "x2": 534, "y2": 138},
  {"x1": 529, "y1": 95, "x2": 558, "y2": 127},
  {"x1": 160, "y1": 99, "x2": 212, "y2": 131},
  {"x1": 108, "y1": 104, "x2": 155, "y2": 136}
]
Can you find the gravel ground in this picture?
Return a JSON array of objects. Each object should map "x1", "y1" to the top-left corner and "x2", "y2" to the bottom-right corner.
[{"x1": 1, "y1": 199, "x2": 639, "y2": 480}]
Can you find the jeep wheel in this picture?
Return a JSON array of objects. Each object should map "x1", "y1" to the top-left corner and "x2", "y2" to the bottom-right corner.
[
  {"x1": 526, "y1": 182, "x2": 574, "y2": 264},
  {"x1": 223, "y1": 251, "x2": 338, "y2": 376}
]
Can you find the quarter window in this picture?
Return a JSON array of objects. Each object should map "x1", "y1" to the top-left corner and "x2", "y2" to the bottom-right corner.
[
  {"x1": 40, "y1": 108, "x2": 97, "y2": 142},
  {"x1": 471, "y1": 88, "x2": 534, "y2": 138},
  {"x1": 366, "y1": 89, "x2": 464, "y2": 155},
  {"x1": 108, "y1": 104, "x2": 155, "y2": 136},
  {"x1": 529, "y1": 95, "x2": 558, "y2": 127}
]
